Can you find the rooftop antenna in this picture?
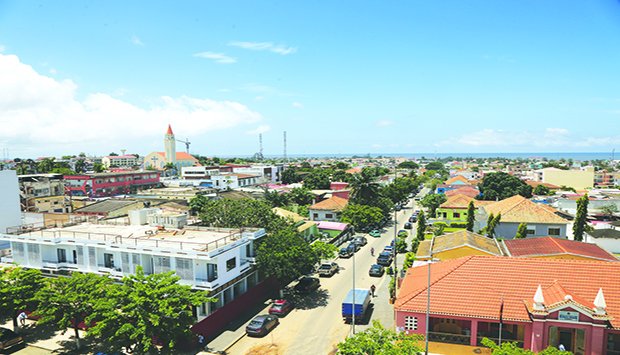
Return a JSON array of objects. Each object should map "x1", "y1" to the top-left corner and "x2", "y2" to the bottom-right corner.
[
  {"x1": 253, "y1": 133, "x2": 264, "y2": 161},
  {"x1": 283, "y1": 131, "x2": 288, "y2": 163}
]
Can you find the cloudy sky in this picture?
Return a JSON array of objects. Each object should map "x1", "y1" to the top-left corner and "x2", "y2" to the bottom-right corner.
[{"x1": 1, "y1": 0, "x2": 620, "y2": 158}]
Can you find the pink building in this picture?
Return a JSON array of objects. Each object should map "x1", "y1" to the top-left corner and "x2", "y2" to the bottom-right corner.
[{"x1": 64, "y1": 171, "x2": 160, "y2": 197}]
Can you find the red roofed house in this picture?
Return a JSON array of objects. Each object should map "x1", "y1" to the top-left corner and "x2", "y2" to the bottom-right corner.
[
  {"x1": 395, "y1": 256, "x2": 620, "y2": 354},
  {"x1": 504, "y1": 237, "x2": 618, "y2": 262},
  {"x1": 308, "y1": 196, "x2": 348, "y2": 222},
  {"x1": 144, "y1": 125, "x2": 200, "y2": 170}
]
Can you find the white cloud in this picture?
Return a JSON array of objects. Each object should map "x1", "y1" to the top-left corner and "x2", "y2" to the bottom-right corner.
[
  {"x1": 228, "y1": 41, "x2": 297, "y2": 55},
  {"x1": 0, "y1": 53, "x2": 262, "y2": 155},
  {"x1": 131, "y1": 35, "x2": 145, "y2": 46},
  {"x1": 292, "y1": 102, "x2": 303, "y2": 109},
  {"x1": 0, "y1": 45, "x2": 5, "y2": 52},
  {"x1": 246, "y1": 125, "x2": 271, "y2": 135},
  {"x1": 193, "y1": 51, "x2": 237, "y2": 64},
  {"x1": 49, "y1": 68, "x2": 57, "y2": 75},
  {"x1": 375, "y1": 119, "x2": 394, "y2": 127}
]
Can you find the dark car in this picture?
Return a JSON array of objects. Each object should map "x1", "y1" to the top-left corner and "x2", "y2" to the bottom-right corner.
[
  {"x1": 404, "y1": 222, "x2": 413, "y2": 229},
  {"x1": 377, "y1": 251, "x2": 393, "y2": 266},
  {"x1": 409, "y1": 215, "x2": 418, "y2": 223},
  {"x1": 348, "y1": 242, "x2": 360, "y2": 252},
  {"x1": 369, "y1": 264, "x2": 385, "y2": 277},
  {"x1": 246, "y1": 315, "x2": 279, "y2": 336},
  {"x1": 318, "y1": 262, "x2": 339, "y2": 277},
  {"x1": 0, "y1": 327, "x2": 23, "y2": 351},
  {"x1": 339, "y1": 247, "x2": 353, "y2": 258},
  {"x1": 353, "y1": 236, "x2": 368, "y2": 246},
  {"x1": 268, "y1": 299, "x2": 293, "y2": 317},
  {"x1": 294, "y1": 276, "x2": 320, "y2": 293}
]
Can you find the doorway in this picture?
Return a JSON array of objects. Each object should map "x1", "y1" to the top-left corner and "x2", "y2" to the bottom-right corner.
[{"x1": 548, "y1": 327, "x2": 585, "y2": 355}]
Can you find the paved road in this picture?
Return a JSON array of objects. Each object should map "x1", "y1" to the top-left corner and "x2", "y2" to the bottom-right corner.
[{"x1": 225, "y1": 199, "x2": 418, "y2": 355}]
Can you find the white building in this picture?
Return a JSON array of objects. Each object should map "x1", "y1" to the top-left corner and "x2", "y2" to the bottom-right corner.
[
  {"x1": 232, "y1": 165, "x2": 283, "y2": 183},
  {"x1": 0, "y1": 170, "x2": 21, "y2": 234},
  {"x1": 181, "y1": 166, "x2": 220, "y2": 180},
  {"x1": 101, "y1": 155, "x2": 142, "y2": 168},
  {"x1": 211, "y1": 173, "x2": 260, "y2": 190},
  {"x1": 0, "y1": 222, "x2": 265, "y2": 321}
]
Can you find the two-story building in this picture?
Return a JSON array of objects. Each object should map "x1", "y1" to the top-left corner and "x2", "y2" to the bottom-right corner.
[
  {"x1": 0, "y1": 221, "x2": 267, "y2": 340},
  {"x1": 18, "y1": 174, "x2": 71, "y2": 213},
  {"x1": 101, "y1": 154, "x2": 142, "y2": 169},
  {"x1": 64, "y1": 171, "x2": 160, "y2": 197},
  {"x1": 308, "y1": 196, "x2": 348, "y2": 222}
]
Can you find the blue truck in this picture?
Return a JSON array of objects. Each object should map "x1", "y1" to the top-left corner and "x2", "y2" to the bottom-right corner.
[{"x1": 342, "y1": 288, "x2": 372, "y2": 323}]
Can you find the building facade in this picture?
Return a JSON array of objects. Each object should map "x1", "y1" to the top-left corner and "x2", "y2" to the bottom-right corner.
[
  {"x1": 18, "y1": 174, "x2": 71, "y2": 213},
  {"x1": 101, "y1": 155, "x2": 142, "y2": 168},
  {"x1": 64, "y1": 171, "x2": 160, "y2": 197},
  {"x1": 0, "y1": 170, "x2": 21, "y2": 234}
]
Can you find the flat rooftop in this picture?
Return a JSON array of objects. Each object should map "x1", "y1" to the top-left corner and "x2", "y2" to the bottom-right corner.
[{"x1": 13, "y1": 223, "x2": 261, "y2": 253}]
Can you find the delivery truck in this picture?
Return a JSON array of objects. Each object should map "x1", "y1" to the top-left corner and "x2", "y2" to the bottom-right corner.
[{"x1": 342, "y1": 288, "x2": 372, "y2": 323}]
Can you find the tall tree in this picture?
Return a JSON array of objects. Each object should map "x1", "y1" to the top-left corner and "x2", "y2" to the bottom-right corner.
[
  {"x1": 600, "y1": 203, "x2": 618, "y2": 219},
  {"x1": 479, "y1": 172, "x2": 532, "y2": 200},
  {"x1": 349, "y1": 169, "x2": 381, "y2": 205},
  {"x1": 420, "y1": 193, "x2": 447, "y2": 218},
  {"x1": 93, "y1": 162, "x2": 105, "y2": 173},
  {"x1": 188, "y1": 194, "x2": 209, "y2": 215},
  {"x1": 0, "y1": 267, "x2": 44, "y2": 330},
  {"x1": 487, "y1": 213, "x2": 502, "y2": 238},
  {"x1": 573, "y1": 194, "x2": 589, "y2": 241},
  {"x1": 533, "y1": 184, "x2": 551, "y2": 196},
  {"x1": 263, "y1": 189, "x2": 290, "y2": 207},
  {"x1": 35, "y1": 273, "x2": 112, "y2": 349},
  {"x1": 466, "y1": 201, "x2": 476, "y2": 232},
  {"x1": 416, "y1": 210, "x2": 427, "y2": 241},
  {"x1": 88, "y1": 267, "x2": 212, "y2": 354},
  {"x1": 303, "y1": 169, "x2": 331, "y2": 189},
  {"x1": 515, "y1": 223, "x2": 528, "y2": 239},
  {"x1": 337, "y1": 320, "x2": 423, "y2": 354},
  {"x1": 341, "y1": 204, "x2": 384, "y2": 232},
  {"x1": 256, "y1": 226, "x2": 320, "y2": 283},
  {"x1": 288, "y1": 187, "x2": 315, "y2": 206},
  {"x1": 198, "y1": 199, "x2": 289, "y2": 233},
  {"x1": 281, "y1": 168, "x2": 302, "y2": 184},
  {"x1": 311, "y1": 240, "x2": 338, "y2": 261}
]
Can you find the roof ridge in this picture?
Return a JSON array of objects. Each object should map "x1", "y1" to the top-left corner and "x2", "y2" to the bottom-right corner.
[{"x1": 548, "y1": 236, "x2": 566, "y2": 253}]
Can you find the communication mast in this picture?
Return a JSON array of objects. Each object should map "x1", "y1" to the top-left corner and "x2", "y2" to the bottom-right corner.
[
  {"x1": 283, "y1": 131, "x2": 288, "y2": 163},
  {"x1": 253, "y1": 133, "x2": 264, "y2": 161}
]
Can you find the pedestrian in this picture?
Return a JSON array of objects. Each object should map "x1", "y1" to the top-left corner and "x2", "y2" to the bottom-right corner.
[
  {"x1": 17, "y1": 311, "x2": 27, "y2": 326},
  {"x1": 558, "y1": 344, "x2": 566, "y2": 351},
  {"x1": 370, "y1": 285, "x2": 376, "y2": 297},
  {"x1": 370, "y1": 247, "x2": 375, "y2": 256},
  {"x1": 197, "y1": 334, "x2": 205, "y2": 348}
]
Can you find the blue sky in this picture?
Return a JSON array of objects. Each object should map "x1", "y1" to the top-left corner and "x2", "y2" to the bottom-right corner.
[{"x1": 1, "y1": 0, "x2": 620, "y2": 158}]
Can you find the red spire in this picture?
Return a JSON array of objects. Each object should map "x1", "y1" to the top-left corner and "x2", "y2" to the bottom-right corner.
[{"x1": 166, "y1": 124, "x2": 174, "y2": 135}]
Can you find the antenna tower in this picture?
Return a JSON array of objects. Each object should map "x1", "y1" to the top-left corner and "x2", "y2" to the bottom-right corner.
[
  {"x1": 283, "y1": 131, "x2": 288, "y2": 163},
  {"x1": 253, "y1": 134, "x2": 264, "y2": 161}
]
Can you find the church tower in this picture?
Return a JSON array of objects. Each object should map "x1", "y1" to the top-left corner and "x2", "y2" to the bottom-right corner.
[{"x1": 164, "y1": 124, "x2": 177, "y2": 165}]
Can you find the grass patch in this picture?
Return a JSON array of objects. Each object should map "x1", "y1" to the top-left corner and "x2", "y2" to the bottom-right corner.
[{"x1": 444, "y1": 227, "x2": 466, "y2": 233}]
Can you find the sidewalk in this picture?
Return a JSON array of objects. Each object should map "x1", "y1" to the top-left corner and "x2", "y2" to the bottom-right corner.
[{"x1": 1, "y1": 318, "x2": 85, "y2": 353}]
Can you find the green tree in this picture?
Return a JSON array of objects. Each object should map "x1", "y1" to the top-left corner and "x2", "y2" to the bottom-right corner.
[
  {"x1": 74, "y1": 159, "x2": 86, "y2": 173},
  {"x1": 0, "y1": 267, "x2": 44, "y2": 329},
  {"x1": 303, "y1": 169, "x2": 331, "y2": 189},
  {"x1": 341, "y1": 204, "x2": 384, "y2": 232},
  {"x1": 573, "y1": 194, "x2": 589, "y2": 241},
  {"x1": 281, "y1": 168, "x2": 301, "y2": 184},
  {"x1": 311, "y1": 240, "x2": 338, "y2": 261},
  {"x1": 288, "y1": 187, "x2": 315, "y2": 206},
  {"x1": 433, "y1": 222, "x2": 446, "y2": 236},
  {"x1": 256, "y1": 226, "x2": 319, "y2": 283},
  {"x1": 88, "y1": 267, "x2": 212, "y2": 354},
  {"x1": 416, "y1": 210, "x2": 427, "y2": 241},
  {"x1": 397, "y1": 161, "x2": 419, "y2": 169},
  {"x1": 93, "y1": 162, "x2": 105, "y2": 173},
  {"x1": 349, "y1": 169, "x2": 381, "y2": 205},
  {"x1": 479, "y1": 172, "x2": 532, "y2": 200},
  {"x1": 395, "y1": 238, "x2": 407, "y2": 253},
  {"x1": 466, "y1": 201, "x2": 476, "y2": 232},
  {"x1": 199, "y1": 199, "x2": 288, "y2": 233},
  {"x1": 515, "y1": 222, "x2": 528, "y2": 239},
  {"x1": 420, "y1": 193, "x2": 447, "y2": 218},
  {"x1": 533, "y1": 184, "x2": 551, "y2": 196},
  {"x1": 600, "y1": 203, "x2": 618, "y2": 218},
  {"x1": 35, "y1": 272, "x2": 112, "y2": 349},
  {"x1": 487, "y1": 213, "x2": 502, "y2": 238},
  {"x1": 425, "y1": 161, "x2": 444, "y2": 171},
  {"x1": 337, "y1": 320, "x2": 423, "y2": 354},
  {"x1": 189, "y1": 194, "x2": 209, "y2": 215},
  {"x1": 37, "y1": 157, "x2": 55, "y2": 173},
  {"x1": 264, "y1": 189, "x2": 290, "y2": 207},
  {"x1": 402, "y1": 252, "x2": 416, "y2": 269}
]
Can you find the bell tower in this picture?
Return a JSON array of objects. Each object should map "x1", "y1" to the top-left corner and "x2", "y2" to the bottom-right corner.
[{"x1": 164, "y1": 124, "x2": 176, "y2": 165}]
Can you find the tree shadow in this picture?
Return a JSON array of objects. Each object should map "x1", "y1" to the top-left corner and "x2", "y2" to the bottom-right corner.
[
  {"x1": 283, "y1": 288, "x2": 330, "y2": 310},
  {"x1": 20, "y1": 322, "x2": 58, "y2": 343}
]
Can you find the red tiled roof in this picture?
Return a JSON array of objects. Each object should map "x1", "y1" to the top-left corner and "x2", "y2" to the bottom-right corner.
[
  {"x1": 445, "y1": 186, "x2": 480, "y2": 199},
  {"x1": 504, "y1": 237, "x2": 618, "y2": 262},
  {"x1": 154, "y1": 152, "x2": 198, "y2": 161},
  {"x1": 309, "y1": 196, "x2": 349, "y2": 211},
  {"x1": 445, "y1": 175, "x2": 470, "y2": 185},
  {"x1": 440, "y1": 194, "x2": 492, "y2": 209},
  {"x1": 396, "y1": 256, "x2": 620, "y2": 328}
]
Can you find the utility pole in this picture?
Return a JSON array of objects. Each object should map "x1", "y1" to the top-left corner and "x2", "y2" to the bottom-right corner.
[
  {"x1": 352, "y1": 247, "x2": 356, "y2": 335},
  {"x1": 393, "y1": 167, "x2": 398, "y2": 288},
  {"x1": 425, "y1": 252, "x2": 431, "y2": 355},
  {"x1": 283, "y1": 131, "x2": 288, "y2": 163}
]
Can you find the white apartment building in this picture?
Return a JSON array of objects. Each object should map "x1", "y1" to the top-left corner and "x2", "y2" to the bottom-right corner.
[
  {"x1": 231, "y1": 165, "x2": 282, "y2": 183},
  {"x1": 211, "y1": 173, "x2": 260, "y2": 190},
  {"x1": 0, "y1": 170, "x2": 21, "y2": 234},
  {"x1": 0, "y1": 222, "x2": 265, "y2": 321},
  {"x1": 181, "y1": 166, "x2": 220, "y2": 180},
  {"x1": 101, "y1": 155, "x2": 142, "y2": 168}
]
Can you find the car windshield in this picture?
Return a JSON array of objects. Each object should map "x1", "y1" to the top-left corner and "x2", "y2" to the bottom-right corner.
[
  {"x1": 271, "y1": 304, "x2": 283, "y2": 310},
  {"x1": 319, "y1": 264, "x2": 331, "y2": 269},
  {"x1": 249, "y1": 319, "x2": 264, "y2": 327}
]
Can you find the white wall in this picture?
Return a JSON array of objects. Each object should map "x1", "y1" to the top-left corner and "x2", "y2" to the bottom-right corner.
[{"x1": 0, "y1": 170, "x2": 21, "y2": 233}]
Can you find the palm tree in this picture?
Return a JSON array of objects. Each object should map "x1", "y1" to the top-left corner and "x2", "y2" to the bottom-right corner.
[{"x1": 349, "y1": 169, "x2": 380, "y2": 205}]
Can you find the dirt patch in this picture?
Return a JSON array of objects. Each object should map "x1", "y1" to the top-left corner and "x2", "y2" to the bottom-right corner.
[{"x1": 245, "y1": 343, "x2": 281, "y2": 355}]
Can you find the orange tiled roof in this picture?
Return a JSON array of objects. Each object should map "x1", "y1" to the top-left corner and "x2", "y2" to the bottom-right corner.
[
  {"x1": 309, "y1": 196, "x2": 349, "y2": 211},
  {"x1": 445, "y1": 175, "x2": 470, "y2": 185},
  {"x1": 418, "y1": 230, "x2": 503, "y2": 258},
  {"x1": 439, "y1": 194, "x2": 492, "y2": 209},
  {"x1": 524, "y1": 180, "x2": 561, "y2": 189},
  {"x1": 504, "y1": 237, "x2": 618, "y2": 262},
  {"x1": 396, "y1": 256, "x2": 620, "y2": 328},
  {"x1": 445, "y1": 186, "x2": 480, "y2": 198},
  {"x1": 482, "y1": 195, "x2": 569, "y2": 224},
  {"x1": 154, "y1": 152, "x2": 198, "y2": 161}
]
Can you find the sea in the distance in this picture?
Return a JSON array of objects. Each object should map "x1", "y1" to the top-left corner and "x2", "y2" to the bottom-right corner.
[{"x1": 255, "y1": 152, "x2": 617, "y2": 161}]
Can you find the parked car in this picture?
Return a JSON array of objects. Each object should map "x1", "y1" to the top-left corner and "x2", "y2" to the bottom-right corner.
[
  {"x1": 353, "y1": 236, "x2": 367, "y2": 246},
  {"x1": 268, "y1": 299, "x2": 294, "y2": 317},
  {"x1": 377, "y1": 251, "x2": 393, "y2": 266},
  {"x1": 404, "y1": 222, "x2": 413, "y2": 229},
  {"x1": 246, "y1": 315, "x2": 279, "y2": 336},
  {"x1": 409, "y1": 215, "x2": 418, "y2": 223},
  {"x1": 368, "y1": 264, "x2": 385, "y2": 277},
  {"x1": 384, "y1": 245, "x2": 394, "y2": 254},
  {"x1": 397, "y1": 230, "x2": 408, "y2": 238},
  {"x1": 0, "y1": 327, "x2": 23, "y2": 351},
  {"x1": 339, "y1": 247, "x2": 353, "y2": 258},
  {"x1": 395, "y1": 204, "x2": 402, "y2": 211},
  {"x1": 318, "y1": 262, "x2": 339, "y2": 277},
  {"x1": 294, "y1": 276, "x2": 320, "y2": 293},
  {"x1": 348, "y1": 242, "x2": 360, "y2": 252},
  {"x1": 369, "y1": 229, "x2": 381, "y2": 238}
]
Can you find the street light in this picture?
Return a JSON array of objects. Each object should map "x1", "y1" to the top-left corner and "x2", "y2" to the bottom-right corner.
[
  {"x1": 425, "y1": 252, "x2": 438, "y2": 355},
  {"x1": 352, "y1": 244, "x2": 356, "y2": 335}
]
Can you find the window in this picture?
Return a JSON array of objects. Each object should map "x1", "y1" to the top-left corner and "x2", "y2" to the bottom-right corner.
[
  {"x1": 526, "y1": 228, "x2": 536, "y2": 236},
  {"x1": 404, "y1": 316, "x2": 418, "y2": 330},
  {"x1": 104, "y1": 253, "x2": 114, "y2": 268},
  {"x1": 57, "y1": 248, "x2": 67, "y2": 263},
  {"x1": 207, "y1": 263, "x2": 218, "y2": 282},
  {"x1": 453, "y1": 212, "x2": 460, "y2": 218},
  {"x1": 175, "y1": 258, "x2": 194, "y2": 280},
  {"x1": 226, "y1": 257, "x2": 236, "y2": 271},
  {"x1": 548, "y1": 228, "x2": 561, "y2": 236},
  {"x1": 313, "y1": 213, "x2": 319, "y2": 219},
  {"x1": 326, "y1": 213, "x2": 333, "y2": 219}
]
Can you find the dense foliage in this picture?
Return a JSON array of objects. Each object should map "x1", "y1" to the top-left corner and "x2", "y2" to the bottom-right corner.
[
  {"x1": 341, "y1": 204, "x2": 384, "y2": 232},
  {"x1": 479, "y1": 172, "x2": 532, "y2": 200},
  {"x1": 420, "y1": 193, "x2": 447, "y2": 218},
  {"x1": 573, "y1": 194, "x2": 589, "y2": 241},
  {"x1": 337, "y1": 320, "x2": 423, "y2": 354},
  {"x1": 0, "y1": 267, "x2": 43, "y2": 328},
  {"x1": 466, "y1": 201, "x2": 475, "y2": 232}
]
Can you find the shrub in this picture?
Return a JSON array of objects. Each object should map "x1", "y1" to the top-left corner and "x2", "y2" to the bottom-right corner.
[{"x1": 449, "y1": 222, "x2": 467, "y2": 228}]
